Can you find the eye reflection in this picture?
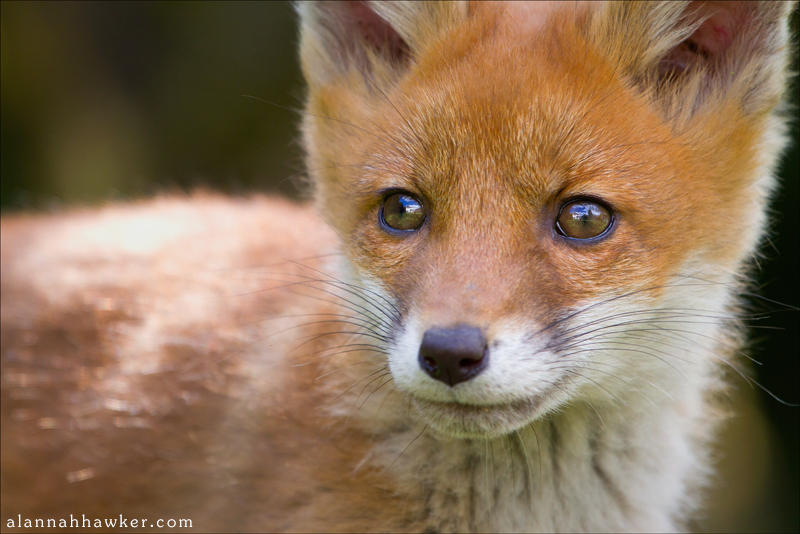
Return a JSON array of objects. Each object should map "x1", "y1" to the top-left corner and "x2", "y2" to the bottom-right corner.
[
  {"x1": 555, "y1": 199, "x2": 613, "y2": 240},
  {"x1": 380, "y1": 192, "x2": 425, "y2": 232}
]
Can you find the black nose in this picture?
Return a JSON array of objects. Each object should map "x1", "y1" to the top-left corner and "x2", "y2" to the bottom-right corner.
[{"x1": 418, "y1": 324, "x2": 489, "y2": 386}]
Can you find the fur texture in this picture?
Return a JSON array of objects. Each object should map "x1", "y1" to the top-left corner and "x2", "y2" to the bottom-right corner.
[{"x1": 1, "y1": 2, "x2": 795, "y2": 532}]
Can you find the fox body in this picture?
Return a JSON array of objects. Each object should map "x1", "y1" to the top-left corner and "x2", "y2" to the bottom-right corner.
[{"x1": 0, "y1": 1, "x2": 795, "y2": 532}]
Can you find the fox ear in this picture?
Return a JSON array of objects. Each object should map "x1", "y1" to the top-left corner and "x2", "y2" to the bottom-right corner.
[
  {"x1": 298, "y1": 1, "x2": 466, "y2": 92},
  {"x1": 589, "y1": 1, "x2": 795, "y2": 119}
]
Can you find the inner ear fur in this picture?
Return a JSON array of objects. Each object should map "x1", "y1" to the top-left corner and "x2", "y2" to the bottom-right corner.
[
  {"x1": 298, "y1": 1, "x2": 467, "y2": 93},
  {"x1": 587, "y1": 1, "x2": 795, "y2": 121}
]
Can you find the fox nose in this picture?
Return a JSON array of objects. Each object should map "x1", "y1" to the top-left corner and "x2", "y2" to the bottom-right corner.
[{"x1": 418, "y1": 325, "x2": 489, "y2": 386}]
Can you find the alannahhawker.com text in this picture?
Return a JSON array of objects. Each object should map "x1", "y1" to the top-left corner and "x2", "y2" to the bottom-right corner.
[{"x1": 6, "y1": 514, "x2": 192, "y2": 529}]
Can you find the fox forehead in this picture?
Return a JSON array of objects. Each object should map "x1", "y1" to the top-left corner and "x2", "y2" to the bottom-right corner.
[
  {"x1": 319, "y1": 5, "x2": 715, "y2": 213},
  {"x1": 375, "y1": 49, "x2": 677, "y2": 211}
]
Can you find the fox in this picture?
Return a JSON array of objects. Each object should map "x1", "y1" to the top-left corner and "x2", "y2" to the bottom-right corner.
[{"x1": 1, "y1": 1, "x2": 796, "y2": 532}]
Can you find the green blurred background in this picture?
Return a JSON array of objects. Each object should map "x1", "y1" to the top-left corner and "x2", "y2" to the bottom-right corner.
[{"x1": 1, "y1": 2, "x2": 797, "y2": 531}]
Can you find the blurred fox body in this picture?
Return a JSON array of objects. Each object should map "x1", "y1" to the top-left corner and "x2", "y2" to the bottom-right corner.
[{"x1": 1, "y1": 2, "x2": 795, "y2": 532}]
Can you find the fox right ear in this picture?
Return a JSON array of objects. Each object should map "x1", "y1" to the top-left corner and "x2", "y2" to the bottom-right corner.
[
  {"x1": 588, "y1": 1, "x2": 795, "y2": 121},
  {"x1": 297, "y1": 1, "x2": 466, "y2": 92}
]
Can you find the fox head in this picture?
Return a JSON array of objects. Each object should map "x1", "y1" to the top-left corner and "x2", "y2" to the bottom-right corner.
[{"x1": 297, "y1": 1, "x2": 794, "y2": 438}]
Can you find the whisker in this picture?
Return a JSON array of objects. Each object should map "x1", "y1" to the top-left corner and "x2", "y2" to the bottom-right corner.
[
  {"x1": 547, "y1": 361, "x2": 668, "y2": 406},
  {"x1": 358, "y1": 373, "x2": 395, "y2": 409},
  {"x1": 514, "y1": 429, "x2": 537, "y2": 500},
  {"x1": 210, "y1": 251, "x2": 344, "y2": 275},
  {"x1": 265, "y1": 317, "x2": 392, "y2": 343},
  {"x1": 555, "y1": 343, "x2": 690, "y2": 381},
  {"x1": 243, "y1": 276, "x2": 396, "y2": 334},
  {"x1": 579, "y1": 325, "x2": 764, "y2": 366},
  {"x1": 291, "y1": 329, "x2": 391, "y2": 354},
  {"x1": 674, "y1": 273, "x2": 800, "y2": 311},
  {"x1": 389, "y1": 425, "x2": 428, "y2": 469},
  {"x1": 314, "y1": 361, "x2": 386, "y2": 383},
  {"x1": 552, "y1": 308, "x2": 763, "y2": 343},
  {"x1": 533, "y1": 280, "x2": 728, "y2": 337},
  {"x1": 559, "y1": 369, "x2": 624, "y2": 407},
  {"x1": 293, "y1": 342, "x2": 390, "y2": 367},
  {"x1": 286, "y1": 260, "x2": 403, "y2": 322},
  {"x1": 335, "y1": 368, "x2": 391, "y2": 405}
]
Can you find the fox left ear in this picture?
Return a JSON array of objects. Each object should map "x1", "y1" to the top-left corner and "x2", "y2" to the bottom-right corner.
[
  {"x1": 298, "y1": 1, "x2": 466, "y2": 94},
  {"x1": 589, "y1": 1, "x2": 795, "y2": 118}
]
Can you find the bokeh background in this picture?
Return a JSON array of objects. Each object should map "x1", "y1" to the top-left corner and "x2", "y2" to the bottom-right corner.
[{"x1": 1, "y1": 2, "x2": 797, "y2": 531}]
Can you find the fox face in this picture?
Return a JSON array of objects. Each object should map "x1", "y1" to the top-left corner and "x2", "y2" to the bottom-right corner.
[{"x1": 299, "y1": 1, "x2": 792, "y2": 438}]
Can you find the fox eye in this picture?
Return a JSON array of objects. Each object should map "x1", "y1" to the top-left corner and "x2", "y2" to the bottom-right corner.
[
  {"x1": 380, "y1": 192, "x2": 425, "y2": 232},
  {"x1": 555, "y1": 198, "x2": 613, "y2": 240}
]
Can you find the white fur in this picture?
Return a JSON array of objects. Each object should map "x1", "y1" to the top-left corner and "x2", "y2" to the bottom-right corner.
[{"x1": 330, "y1": 258, "x2": 742, "y2": 531}]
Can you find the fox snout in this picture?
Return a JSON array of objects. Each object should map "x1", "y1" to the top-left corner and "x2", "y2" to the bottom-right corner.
[{"x1": 418, "y1": 324, "x2": 489, "y2": 386}]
